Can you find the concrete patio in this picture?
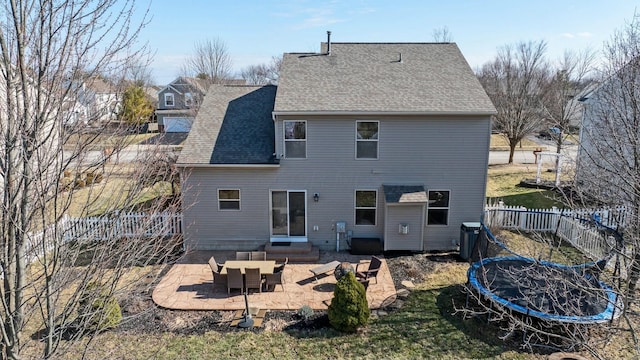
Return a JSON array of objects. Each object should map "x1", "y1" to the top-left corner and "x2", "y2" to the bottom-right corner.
[{"x1": 153, "y1": 250, "x2": 398, "y2": 311}]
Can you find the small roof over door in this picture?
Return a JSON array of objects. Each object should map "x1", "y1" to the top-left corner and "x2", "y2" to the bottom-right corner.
[{"x1": 382, "y1": 185, "x2": 428, "y2": 204}]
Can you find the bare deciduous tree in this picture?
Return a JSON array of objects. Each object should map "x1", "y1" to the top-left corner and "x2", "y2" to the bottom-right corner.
[
  {"x1": 478, "y1": 40, "x2": 550, "y2": 164},
  {"x1": 460, "y1": 227, "x2": 621, "y2": 358},
  {"x1": 542, "y1": 50, "x2": 596, "y2": 147},
  {"x1": 241, "y1": 55, "x2": 282, "y2": 85},
  {"x1": 576, "y1": 13, "x2": 640, "y2": 318},
  {"x1": 432, "y1": 26, "x2": 453, "y2": 42},
  {"x1": 182, "y1": 38, "x2": 233, "y2": 85},
  {"x1": 0, "y1": 1, "x2": 184, "y2": 359},
  {"x1": 124, "y1": 58, "x2": 156, "y2": 87},
  {"x1": 539, "y1": 49, "x2": 596, "y2": 183}
]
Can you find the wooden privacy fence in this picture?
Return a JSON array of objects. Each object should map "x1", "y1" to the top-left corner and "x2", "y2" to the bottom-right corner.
[{"x1": 484, "y1": 202, "x2": 627, "y2": 260}]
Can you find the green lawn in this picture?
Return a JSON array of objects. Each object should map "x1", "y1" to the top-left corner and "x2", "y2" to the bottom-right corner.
[{"x1": 486, "y1": 164, "x2": 564, "y2": 208}]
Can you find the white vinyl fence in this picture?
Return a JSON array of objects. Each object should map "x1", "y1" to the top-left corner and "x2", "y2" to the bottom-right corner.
[
  {"x1": 484, "y1": 202, "x2": 627, "y2": 260},
  {"x1": 24, "y1": 211, "x2": 182, "y2": 263}
]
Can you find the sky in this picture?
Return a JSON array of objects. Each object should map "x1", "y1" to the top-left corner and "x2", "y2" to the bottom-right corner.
[{"x1": 139, "y1": 0, "x2": 640, "y2": 85}]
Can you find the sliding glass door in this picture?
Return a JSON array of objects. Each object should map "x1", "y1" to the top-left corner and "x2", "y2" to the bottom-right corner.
[{"x1": 270, "y1": 190, "x2": 306, "y2": 239}]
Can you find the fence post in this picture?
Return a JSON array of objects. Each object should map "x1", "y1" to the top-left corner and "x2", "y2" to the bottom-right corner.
[{"x1": 519, "y1": 206, "x2": 527, "y2": 230}]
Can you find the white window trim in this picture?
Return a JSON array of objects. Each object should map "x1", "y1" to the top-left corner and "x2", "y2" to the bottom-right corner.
[
  {"x1": 355, "y1": 120, "x2": 379, "y2": 160},
  {"x1": 184, "y1": 92, "x2": 193, "y2": 107},
  {"x1": 354, "y1": 189, "x2": 377, "y2": 226},
  {"x1": 283, "y1": 120, "x2": 307, "y2": 159},
  {"x1": 164, "y1": 93, "x2": 175, "y2": 107},
  {"x1": 426, "y1": 189, "x2": 450, "y2": 226},
  {"x1": 218, "y1": 189, "x2": 241, "y2": 211},
  {"x1": 269, "y1": 189, "x2": 308, "y2": 241}
]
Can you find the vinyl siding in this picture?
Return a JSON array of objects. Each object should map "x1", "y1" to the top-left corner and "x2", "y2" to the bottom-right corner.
[
  {"x1": 384, "y1": 204, "x2": 425, "y2": 251},
  {"x1": 182, "y1": 114, "x2": 491, "y2": 251}
]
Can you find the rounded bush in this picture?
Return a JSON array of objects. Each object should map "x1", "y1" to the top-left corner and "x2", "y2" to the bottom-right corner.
[
  {"x1": 80, "y1": 282, "x2": 122, "y2": 331},
  {"x1": 328, "y1": 272, "x2": 370, "y2": 332}
]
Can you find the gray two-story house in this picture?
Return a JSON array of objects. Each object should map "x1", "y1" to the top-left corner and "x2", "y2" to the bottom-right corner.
[
  {"x1": 177, "y1": 42, "x2": 496, "y2": 252},
  {"x1": 156, "y1": 77, "x2": 208, "y2": 132}
]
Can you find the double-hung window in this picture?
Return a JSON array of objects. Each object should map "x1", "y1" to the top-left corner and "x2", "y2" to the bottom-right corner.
[
  {"x1": 427, "y1": 190, "x2": 450, "y2": 225},
  {"x1": 284, "y1": 121, "x2": 306, "y2": 158},
  {"x1": 184, "y1": 92, "x2": 193, "y2": 107},
  {"x1": 218, "y1": 189, "x2": 240, "y2": 210},
  {"x1": 356, "y1": 121, "x2": 379, "y2": 159},
  {"x1": 355, "y1": 190, "x2": 377, "y2": 225},
  {"x1": 164, "y1": 93, "x2": 175, "y2": 107}
]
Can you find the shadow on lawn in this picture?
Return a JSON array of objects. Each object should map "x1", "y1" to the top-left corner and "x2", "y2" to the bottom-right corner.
[
  {"x1": 282, "y1": 286, "x2": 515, "y2": 358},
  {"x1": 361, "y1": 285, "x2": 509, "y2": 358}
]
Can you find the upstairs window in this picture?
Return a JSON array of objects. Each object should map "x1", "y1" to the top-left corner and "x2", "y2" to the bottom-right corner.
[
  {"x1": 356, "y1": 121, "x2": 379, "y2": 159},
  {"x1": 427, "y1": 190, "x2": 450, "y2": 225},
  {"x1": 164, "y1": 93, "x2": 175, "y2": 107},
  {"x1": 218, "y1": 189, "x2": 240, "y2": 210},
  {"x1": 284, "y1": 120, "x2": 306, "y2": 158},
  {"x1": 355, "y1": 190, "x2": 377, "y2": 225},
  {"x1": 184, "y1": 92, "x2": 193, "y2": 107}
]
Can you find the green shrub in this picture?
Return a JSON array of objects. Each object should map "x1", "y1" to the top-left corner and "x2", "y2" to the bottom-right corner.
[
  {"x1": 328, "y1": 272, "x2": 370, "y2": 332},
  {"x1": 79, "y1": 282, "x2": 122, "y2": 331}
]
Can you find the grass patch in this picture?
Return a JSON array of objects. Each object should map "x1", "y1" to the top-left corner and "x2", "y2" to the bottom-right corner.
[
  {"x1": 490, "y1": 134, "x2": 543, "y2": 151},
  {"x1": 491, "y1": 229, "x2": 591, "y2": 265},
  {"x1": 486, "y1": 165, "x2": 564, "y2": 208},
  {"x1": 51, "y1": 286, "x2": 535, "y2": 360},
  {"x1": 64, "y1": 133, "x2": 155, "y2": 151}
]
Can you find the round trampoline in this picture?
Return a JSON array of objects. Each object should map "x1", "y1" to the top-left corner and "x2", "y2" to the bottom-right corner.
[{"x1": 467, "y1": 256, "x2": 621, "y2": 324}]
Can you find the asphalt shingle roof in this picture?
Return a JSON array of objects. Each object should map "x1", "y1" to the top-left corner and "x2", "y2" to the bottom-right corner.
[
  {"x1": 382, "y1": 185, "x2": 428, "y2": 203},
  {"x1": 274, "y1": 43, "x2": 496, "y2": 114},
  {"x1": 177, "y1": 85, "x2": 277, "y2": 165}
]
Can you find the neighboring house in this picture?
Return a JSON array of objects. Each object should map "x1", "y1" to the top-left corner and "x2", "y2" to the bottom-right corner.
[
  {"x1": 155, "y1": 77, "x2": 208, "y2": 133},
  {"x1": 66, "y1": 76, "x2": 120, "y2": 126},
  {"x1": 177, "y1": 42, "x2": 496, "y2": 252},
  {"x1": 575, "y1": 64, "x2": 638, "y2": 202}
]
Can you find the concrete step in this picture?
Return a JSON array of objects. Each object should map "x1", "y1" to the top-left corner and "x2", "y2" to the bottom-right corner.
[
  {"x1": 263, "y1": 242, "x2": 319, "y2": 262},
  {"x1": 264, "y1": 242, "x2": 312, "y2": 254}
]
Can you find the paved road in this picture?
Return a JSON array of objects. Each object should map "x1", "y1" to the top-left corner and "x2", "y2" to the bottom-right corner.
[
  {"x1": 489, "y1": 143, "x2": 578, "y2": 166},
  {"x1": 65, "y1": 134, "x2": 575, "y2": 167}
]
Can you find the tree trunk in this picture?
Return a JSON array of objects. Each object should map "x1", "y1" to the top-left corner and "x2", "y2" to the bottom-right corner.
[{"x1": 508, "y1": 141, "x2": 517, "y2": 164}]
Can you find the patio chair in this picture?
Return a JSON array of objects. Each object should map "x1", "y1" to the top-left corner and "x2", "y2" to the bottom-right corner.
[
  {"x1": 358, "y1": 278, "x2": 370, "y2": 291},
  {"x1": 236, "y1": 251, "x2": 251, "y2": 260},
  {"x1": 251, "y1": 251, "x2": 267, "y2": 261},
  {"x1": 355, "y1": 256, "x2": 382, "y2": 284},
  {"x1": 213, "y1": 270, "x2": 228, "y2": 288},
  {"x1": 208, "y1": 256, "x2": 224, "y2": 274},
  {"x1": 226, "y1": 268, "x2": 244, "y2": 295},
  {"x1": 273, "y1": 257, "x2": 288, "y2": 273},
  {"x1": 265, "y1": 261, "x2": 286, "y2": 291},
  {"x1": 244, "y1": 268, "x2": 264, "y2": 293},
  {"x1": 208, "y1": 257, "x2": 227, "y2": 287}
]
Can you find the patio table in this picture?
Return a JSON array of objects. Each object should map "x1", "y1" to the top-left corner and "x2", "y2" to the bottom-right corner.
[{"x1": 220, "y1": 260, "x2": 276, "y2": 275}]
